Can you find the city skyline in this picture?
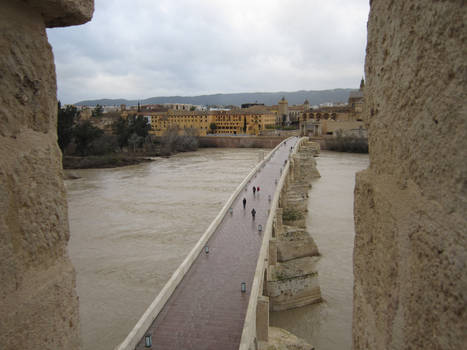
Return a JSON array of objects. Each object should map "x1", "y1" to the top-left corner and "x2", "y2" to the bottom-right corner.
[{"x1": 47, "y1": 0, "x2": 370, "y2": 104}]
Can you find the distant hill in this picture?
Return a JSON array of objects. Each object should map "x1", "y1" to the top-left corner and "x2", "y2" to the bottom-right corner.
[{"x1": 75, "y1": 88, "x2": 355, "y2": 107}]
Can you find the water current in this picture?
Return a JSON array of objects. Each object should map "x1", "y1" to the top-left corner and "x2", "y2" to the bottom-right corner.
[
  {"x1": 65, "y1": 148, "x2": 267, "y2": 350},
  {"x1": 65, "y1": 148, "x2": 368, "y2": 350}
]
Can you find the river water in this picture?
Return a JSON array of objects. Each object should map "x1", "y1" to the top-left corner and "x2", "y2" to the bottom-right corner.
[
  {"x1": 270, "y1": 151, "x2": 369, "y2": 349},
  {"x1": 65, "y1": 148, "x2": 266, "y2": 350},
  {"x1": 65, "y1": 148, "x2": 368, "y2": 350}
]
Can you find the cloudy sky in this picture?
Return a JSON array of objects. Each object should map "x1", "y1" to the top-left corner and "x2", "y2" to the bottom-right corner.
[{"x1": 47, "y1": 0, "x2": 370, "y2": 104}]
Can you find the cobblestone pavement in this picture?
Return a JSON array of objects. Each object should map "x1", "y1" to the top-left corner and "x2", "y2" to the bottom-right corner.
[{"x1": 135, "y1": 137, "x2": 299, "y2": 350}]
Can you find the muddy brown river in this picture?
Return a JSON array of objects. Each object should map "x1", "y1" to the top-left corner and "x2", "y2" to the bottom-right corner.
[{"x1": 65, "y1": 148, "x2": 368, "y2": 350}]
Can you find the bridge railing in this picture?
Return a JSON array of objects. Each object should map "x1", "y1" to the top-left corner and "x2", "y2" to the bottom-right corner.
[
  {"x1": 239, "y1": 137, "x2": 307, "y2": 350},
  {"x1": 115, "y1": 137, "x2": 296, "y2": 350}
]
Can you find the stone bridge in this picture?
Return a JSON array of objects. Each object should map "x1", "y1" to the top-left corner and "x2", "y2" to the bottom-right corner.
[{"x1": 116, "y1": 136, "x2": 321, "y2": 350}]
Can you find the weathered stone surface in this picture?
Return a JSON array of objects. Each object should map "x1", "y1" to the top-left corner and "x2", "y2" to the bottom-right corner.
[
  {"x1": 27, "y1": 0, "x2": 94, "y2": 28},
  {"x1": 0, "y1": 0, "x2": 93, "y2": 349},
  {"x1": 277, "y1": 227, "x2": 319, "y2": 262},
  {"x1": 259, "y1": 327, "x2": 314, "y2": 350},
  {"x1": 282, "y1": 208, "x2": 306, "y2": 228},
  {"x1": 353, "y1": 1, "x2": 467, "y2": 349},
  {"x1": 291, "y1": 143, "x2": 321, "y2": 181},
  {"x1": 268, "y1": 140, "x2": 322, "y2": 311},
  {"x1": 268, "y1": 258, "x2": 321, "y2": 311},
  {"x1": 273, "y1": 257, "x2": 319, "y2": 279}
]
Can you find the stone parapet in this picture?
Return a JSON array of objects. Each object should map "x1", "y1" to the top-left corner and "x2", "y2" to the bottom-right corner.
[
  {"x1": 353, "y1": 0, "x2": 466, "y2": 349},
  {"x1": 0, "y1": 1, "x2": 93, "y2": 349},
  {"x1": 27, "y1": 0, "x2": 94, "y2": 27}
]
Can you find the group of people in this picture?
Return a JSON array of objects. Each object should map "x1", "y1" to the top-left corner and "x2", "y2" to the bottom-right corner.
[
  {"x1": 242, "y1": 185, "x2": 261, "y2": 219},
  {"x1": 240, "y1": 138, "x2": 296, "y2": 223}
]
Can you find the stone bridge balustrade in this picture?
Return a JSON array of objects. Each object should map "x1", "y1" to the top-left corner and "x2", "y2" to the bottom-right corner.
[{"x1": 0, "y1": 1, "x2": 93, "y2": 349}]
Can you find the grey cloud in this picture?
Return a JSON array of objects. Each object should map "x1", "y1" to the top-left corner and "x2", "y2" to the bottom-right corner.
[{"x1": 47, "y1": 0, "x2": 369, "y2": 104}]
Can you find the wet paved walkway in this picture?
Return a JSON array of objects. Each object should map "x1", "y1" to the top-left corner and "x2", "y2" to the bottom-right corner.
[{"x1": 135, "y1": 137, "x2": 299, "y2": 350}]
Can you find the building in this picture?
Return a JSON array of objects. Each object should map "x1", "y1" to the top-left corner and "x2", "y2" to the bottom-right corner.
[
  {"x1": 348, "y1": 78, "x2": 365, "y2": 118},
  {"x1": 146, "y1": 109, "x2": 276, "y2": 137},
  {"x1": 278, "y1": 97, "x2": 289, "y2": 126},
  {"x1": 299, "y1": 80, "x2": 366, "y2": 136},
  {"x1": 241, "y1": 103, "x2": 264, "y2": 109}
]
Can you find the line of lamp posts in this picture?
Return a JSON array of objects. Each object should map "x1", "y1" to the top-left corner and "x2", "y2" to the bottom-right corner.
[{"x1": 144, "y1": 143, "x2": 293, "y2": 347}]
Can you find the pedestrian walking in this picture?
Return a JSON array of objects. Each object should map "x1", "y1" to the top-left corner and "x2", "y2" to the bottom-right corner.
[
  {"x1": 251, "y1": 208, "x2": 256, "y2": 219},
  {"x1": 252, "y1": 186, "x2": 256, "y2": 195},
  {"x1": 243, "y1": 197, "x2": 246, "y2": 209},
  {"x1": 257, "y1": 186, "x2": 260, "y2": 192}
]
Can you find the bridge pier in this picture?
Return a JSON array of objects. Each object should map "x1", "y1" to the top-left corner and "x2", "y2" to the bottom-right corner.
[
  {"x1": 268, "y1": 239, "x2": 277, "y2": 266},
  {"x1": 256, "y1": 296, "x2": 270, "y2": 343},
  {"x1": 242, "y1": 138, "x2": 321, "y2": 349}
]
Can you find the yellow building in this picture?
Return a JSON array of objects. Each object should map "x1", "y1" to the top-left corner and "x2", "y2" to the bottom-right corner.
[{"x1": 146, "y1": 110, "x2": 276, "y2": 136}]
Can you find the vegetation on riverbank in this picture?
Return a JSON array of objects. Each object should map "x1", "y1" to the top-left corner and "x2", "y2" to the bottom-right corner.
[
  {"x1": 63, "y1": 155, "x2": 153, "y2": 169},
  {"x1": 282, "y1": 208, "x2": 304, "y2": 222},
  {"x1": 57, "y1": 103, "x2": 199, "y2": 169}
]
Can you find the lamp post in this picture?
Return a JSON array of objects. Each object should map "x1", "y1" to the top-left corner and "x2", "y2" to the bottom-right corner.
[{"x1": 145, "y1": 334, "x2": 152, "y2": 348}]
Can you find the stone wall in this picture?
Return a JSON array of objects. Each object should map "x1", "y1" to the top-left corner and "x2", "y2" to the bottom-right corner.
[
  {"x1": 0, "y1": 1, "x2": 93, "y2": 349},
  {"x1": 353, "y1": 1, "x2": 466, "y2": 349},
  {"x1": 199, "y1": 136, "x2": 286, "y2": 148}
]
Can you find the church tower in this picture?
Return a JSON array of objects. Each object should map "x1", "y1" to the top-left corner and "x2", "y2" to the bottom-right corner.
[{"x1": 278, "y1": 96, "x2": 289, "y2": 126}]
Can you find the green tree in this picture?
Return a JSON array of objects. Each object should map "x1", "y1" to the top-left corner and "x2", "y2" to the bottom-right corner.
[
  {"x1": 131, "y1": 115, "x2": 151, "y2": 138},
  {"x1": 91, "y1": 104, "x2": 104, "y2": 118},
  {"x1": 57, "y1": 102, "x2": 79, "y2": 152},
  {"x1": 73, "y1": 121, "x2": 104, "y2": 156},
  {"x1": 209, "y1": 122, "x2": 217, "y2": 134},
  {"x1": 89, "y1": 134, "x2": 118, "y2": 155},
  {"x1": 128, "y1": 133, "x2": 143, "y2": 152},
  {"x1": 112, "y1": 115, "x2": 151, "y2": 150},
  {"x1": 112, "y1": 117, "x2": 131, "y2": 148}
]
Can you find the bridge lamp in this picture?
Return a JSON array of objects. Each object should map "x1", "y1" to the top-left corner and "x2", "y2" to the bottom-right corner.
[
  {"x1": 258, "y1": 224, "x2": 263, "y2": 232},
  {"x1": 205, "y1": 246, "x2": 209, "y2": 254},
  {"x1": 145, "y1": 334, "x2": 152, "y2": 348},
  {"x1": 241, "y1": 282, "x2": 247, "y2": 293}
]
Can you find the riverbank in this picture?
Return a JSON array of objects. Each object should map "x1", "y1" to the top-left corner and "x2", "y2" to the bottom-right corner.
[{"x1": 63, "y1": 155, "x2": 154, "y2": 169}]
